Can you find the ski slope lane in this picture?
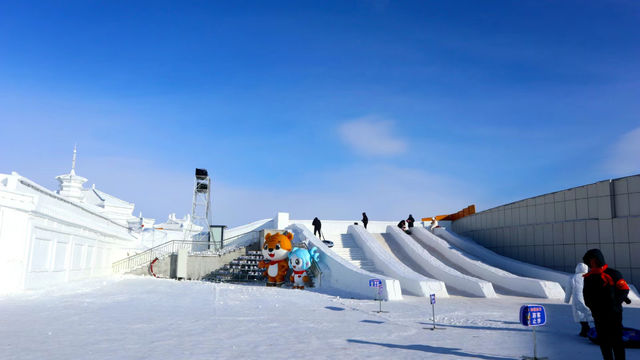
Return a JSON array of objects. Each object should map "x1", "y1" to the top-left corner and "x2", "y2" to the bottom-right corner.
[
  {"x1": 348, "y1": 225, "x2": 448, "y2": 298},
  {"x1": 288, "y1": 224, "x2": 402, "y2": 301},
  {"x1": 435, "y1": 228, "x2": 571, "y2": 287},
  {"x1": 386, "y1": 226, "x2": 496, "y2": 298},
  {"x1": 435, "y1": 228, "x2": 640, "y2": 302},
  {"x1": 412, "y1": 227, "x2": 565, "y2": 299}
]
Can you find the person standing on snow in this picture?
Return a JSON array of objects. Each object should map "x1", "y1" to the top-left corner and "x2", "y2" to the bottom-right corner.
[
  {"x1": 361, "y1": 212, "x2": 369, "y2": 229},
  {"x1": 582, "y1": 248, "x2": 631, "y2": 360},
  {"x1": 564, "y1": 263, "x2": 593, "y2": 337},
  {"x1": 406, "y1": 214, "x2": 415, "y2": 229},
  {"x1": 312, "y1": 217, "x2": 322, "y2": 238}
]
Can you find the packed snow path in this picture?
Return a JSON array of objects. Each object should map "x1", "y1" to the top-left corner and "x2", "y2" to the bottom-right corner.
[{"x1": 4, "y1": 276, "x2": 637, "y2": 359}]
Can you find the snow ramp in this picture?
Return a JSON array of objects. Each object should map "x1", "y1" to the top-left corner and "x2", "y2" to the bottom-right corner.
[
  {"x1": 435, "y1": 228, "x2": 571, "y2": 288},
  {"x1": 288, "y1": 224, "x2": 402, "y2": 301},
  {"x1": 435, "y1": 228, "x2": 640, "y2": 301},
  {"x1": 412, "y1": 227, "x2": 565, "y2": 299},
  {"x1": 348, "y1": 225, "x2": 448, "y2": 298},
  {"x1": 385, "y1": 226, "x2": 496, "y2": 298}
]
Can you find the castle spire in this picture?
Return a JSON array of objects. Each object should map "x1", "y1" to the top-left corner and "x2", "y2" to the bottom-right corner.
[
  {"x1": 70, "y1": 144, "x2": 77, "y2": 175},
  {"x1": 56, "y1": 144, "x2": 87, "y2": 201}
]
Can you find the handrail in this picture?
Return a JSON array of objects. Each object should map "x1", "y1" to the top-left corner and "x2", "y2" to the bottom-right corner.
[
  {"x1": 222, "y1": 230, "x2": 261, "y2": 249},
  {"x1": 112, "y1": 230, "x2": 263, "y2": 274},
  {"x1": 112, "y1": 240, "x2": 211, "y2": 274},
  {"x1": 294, "y1": 242, "x2": 323, "y2": 288}
]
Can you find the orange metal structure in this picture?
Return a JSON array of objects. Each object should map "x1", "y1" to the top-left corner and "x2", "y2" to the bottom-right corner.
[{"x1": 422, "y1": 205, "x2": 476, "y2": 222}]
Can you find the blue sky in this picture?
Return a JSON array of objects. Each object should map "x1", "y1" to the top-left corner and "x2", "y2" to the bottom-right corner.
[{"x1": 1, "y1": 1, "x2": 639, "y2": 226}]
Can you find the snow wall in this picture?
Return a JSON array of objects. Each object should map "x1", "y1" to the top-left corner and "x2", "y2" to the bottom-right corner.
[
  {"x1": 348, "y1": 225, "x2": 447, "y2": 298},
  {"x1": 386, "y1": 226, "x2": 496, "y2": 298},
  {"x1": 412, "y1": 227, "x2": 565, "y2": 299},
  {"x1": 288, "y1": 223, "x2": 402, "y2": 301}
]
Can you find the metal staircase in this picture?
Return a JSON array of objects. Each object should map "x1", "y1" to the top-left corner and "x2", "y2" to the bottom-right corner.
[
  {"x1": 206, "y1": 250, "x2": 265, "y2": 282},
  {"x1": 206, "y1": 242, "x2": 322, "y2": 287},
  {"x1": 329, "y1": 233, "x2": 376, "y2": 272}
]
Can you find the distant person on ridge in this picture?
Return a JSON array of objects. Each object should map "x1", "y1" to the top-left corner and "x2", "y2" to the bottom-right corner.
[
  {"x1": 397, "y1": 220, "x2": 407, "y2": 232},
  {"x1": 582, "y1": 248, "x2": 630, "y2": 360},
  {"x1": 362, "y1": 212, "x2": 369, "y2": 229},
  {"x1": 564, "y1": 262, "x2": 593, "y2": 337},
  {"x1": 312, "y1": 217, "x2": 322, "y2": 238},
  {"x1": 430, "y1": 216, "x2": 439, "y2": 231},
  {"x1": 406, "y1": 214, "x2": 415, "y2": 229}
]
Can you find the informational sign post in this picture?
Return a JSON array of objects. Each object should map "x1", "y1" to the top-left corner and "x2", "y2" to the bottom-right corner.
[
  {"x1": 369, "y1": 279, "x2": 384, "y2": 313},
  {"x1": 430, "y1": 294, "x2": 436, "y2": 330},
  {"x1": 519, "y1": 305, "x2": 548, "y2": 360}
]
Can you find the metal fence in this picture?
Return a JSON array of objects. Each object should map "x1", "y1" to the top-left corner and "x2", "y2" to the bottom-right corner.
[
  {"x1": 112, "y1": 230, "x2": 263, "y2": 274},
  {"x1": 112, "y1": 240, "x2": 212, "y2": 274}
]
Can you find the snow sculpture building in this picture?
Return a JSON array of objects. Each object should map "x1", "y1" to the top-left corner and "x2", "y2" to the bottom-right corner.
[{"x1": 0, "y1": 148, "x2": 149, "y2": 293}]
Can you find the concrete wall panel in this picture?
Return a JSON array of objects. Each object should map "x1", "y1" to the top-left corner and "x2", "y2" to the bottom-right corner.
[
  {"x1": 451, "y1": 174, "x2": 640, "y2": 290},
  {"x1": 628, "y1": 175, "x2": 640, "y2": 193},
  {"x1": 614, "y1": 243, "x2": 631, "y2": 268},
  {"x1": 599, "y1": 219, "x2": 613, "y2": 244},
  {"x1": 630, "y1": 193, "x2": 640, "y2": 216}
]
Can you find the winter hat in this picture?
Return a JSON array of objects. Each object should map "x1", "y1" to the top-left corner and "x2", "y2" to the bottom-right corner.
[{"x1": 583, "y1": 248, "x2": 606, "y2": 267}]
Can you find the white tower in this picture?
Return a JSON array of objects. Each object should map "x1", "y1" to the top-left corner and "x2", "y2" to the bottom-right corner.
[
  {"x1": 56, "y1": 145, "x2": 87, "y2": 202},
  {"x1": 186, "y1": 168, "x2": 216, "y2": 250}
]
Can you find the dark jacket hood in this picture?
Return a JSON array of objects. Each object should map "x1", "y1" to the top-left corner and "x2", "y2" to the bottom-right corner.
[{"x1": 583, "y1": 248, "x2": 606, "y2": 267}]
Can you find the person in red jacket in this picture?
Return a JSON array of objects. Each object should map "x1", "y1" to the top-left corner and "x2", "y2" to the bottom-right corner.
[{"x1": 582, "y1": 248, "x2": 631, "y2": 360}]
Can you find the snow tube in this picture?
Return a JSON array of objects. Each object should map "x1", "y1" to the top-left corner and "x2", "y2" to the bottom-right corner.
[{"x1": 587, "y1": 326, "x2": 640, "y2": 348}]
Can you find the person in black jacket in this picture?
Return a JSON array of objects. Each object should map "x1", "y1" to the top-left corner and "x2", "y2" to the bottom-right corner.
[
  {"x1": 582, "y1": 248, "x2": 630, "y2": 360},
  {"x1": 362, "y1": 212, "x2": 368, "y2": 229},
  {"x1": 407, "y1": 214, "x2": 415, "y2": 229},
  {"x1": 312, "y1": 217, "x2": 322, "y2": 238}
]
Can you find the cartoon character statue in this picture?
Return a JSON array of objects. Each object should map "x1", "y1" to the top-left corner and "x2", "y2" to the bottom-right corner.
[
  {"x1": 258, "y1": 232, "x2": 293, "y2": 287},
  {"x1": 288, "y1": 247, "x2": 320, "y2": 289}
]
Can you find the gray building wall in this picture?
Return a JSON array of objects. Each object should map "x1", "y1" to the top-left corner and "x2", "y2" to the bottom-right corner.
[{"x1": 452, "y1": 174, "x2": 640, "y2": 289}]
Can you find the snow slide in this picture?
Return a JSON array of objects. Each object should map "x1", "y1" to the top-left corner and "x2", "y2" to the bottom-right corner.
[
  {"x1": 412, "y1": 227, "x2": 565, "y2": 299},
  {"x1": 348, "y1": 225, "x2": 448, "y2": 298},
  {"x1": 436, "y1": 228, "x2": 640, "y2": 302},
  {"x1": 435, "y1": 228, "x2": 572, "y2": 286},
  {"x1": 385, "y1": 226, "x2": 496, "y2": 298},
  {"x1": 288, "y1": 224, "x2": 402, "y2": 301}
]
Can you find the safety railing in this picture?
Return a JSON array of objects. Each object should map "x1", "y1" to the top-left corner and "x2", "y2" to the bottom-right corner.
[
  {"x1": 112, "y1": 240, "x2": 211, "y2": 274},
  {"x1": 220, "y1": 230, "x2": 261, "y2": 250},
  {"x1": 112, "y1": 230, "x2": 263, "y2": 274},
  {"x1": 294, "y1": 242, "x2": 323, "y2": 288}
]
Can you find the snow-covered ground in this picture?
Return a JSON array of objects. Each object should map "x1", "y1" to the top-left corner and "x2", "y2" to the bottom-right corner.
[{"x1": 1, "y1": 276, "x2": 639, "y2": 360}]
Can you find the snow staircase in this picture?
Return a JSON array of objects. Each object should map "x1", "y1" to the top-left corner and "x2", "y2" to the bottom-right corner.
[{"x1": 330, "y1": 233, "x2": 376, "y2": 272}]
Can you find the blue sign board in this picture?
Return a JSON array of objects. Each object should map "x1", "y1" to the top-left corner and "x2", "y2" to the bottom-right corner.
[
  {"x1": 369, "y1": 279, "x2": 382, "y2": 288},
  {"x1": 430, "y1": 294, "x2": 436, "y2": 305},
  {"x1": 519, "y1": 305, "x2": 546, "y2": 327}
]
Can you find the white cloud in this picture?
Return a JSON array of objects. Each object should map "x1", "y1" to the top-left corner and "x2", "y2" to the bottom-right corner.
[
  {"x1": 338, "y1": 116, "x2": 408, "y2": 156},
  {"x1": 607, "y1": 127, "x2": 640, "y2": 176}
]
